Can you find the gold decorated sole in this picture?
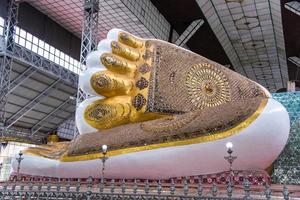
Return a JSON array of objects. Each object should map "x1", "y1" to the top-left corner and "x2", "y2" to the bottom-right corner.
[{"x1": 53, "y1": 99, "x2": 267, "y2": 162}]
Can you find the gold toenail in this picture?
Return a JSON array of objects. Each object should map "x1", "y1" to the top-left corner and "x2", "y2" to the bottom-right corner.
[
  {"x1": 101, "y1": 53, "x2": 136, "y2": 73},
  {"x1": 101, "y1": 55, "x2": 116, "y2": 65},
  {"x1": 119, "y1": 32, "x2": 144, "y2": 48},
  {"x1": 111, "y1": 41, "x2": 140, "y2": 61}
]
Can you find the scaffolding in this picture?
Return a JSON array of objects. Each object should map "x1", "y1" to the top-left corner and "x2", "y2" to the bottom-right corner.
[
  {"x1": 0, "y1": 0, "x2": 19, "y2": 128},
  {"x1": 74, "y1": 0, "x2": 99, "y2": 136},
  {"x1": 0, "y1": 0, "x2": 78, "y2": 143}
]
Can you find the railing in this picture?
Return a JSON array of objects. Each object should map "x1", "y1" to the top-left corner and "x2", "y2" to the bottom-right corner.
[{"x1": 0, "y1": 177, "x2": 297, "y2": 199}]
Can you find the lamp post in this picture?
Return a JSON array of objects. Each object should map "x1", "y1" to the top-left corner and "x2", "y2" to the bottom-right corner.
[
  {"x1": 1, "y1": 142, "x2": 8, "y2": 149},
  {"x1": 0, "y1": 142, "x2": 8, "y2": 154},
  {"x1": 100, "y1": 145, "x2": 108, "y2": 179},
  {"x1": 0, "y1": 163, "x2": 2, "y2": 177},
  {"x1": 224, "y1": 142, "x2": 237, "y2": 184},
  {"x1": 16, "y1": 151, "x2": 23, "y2": 179}
]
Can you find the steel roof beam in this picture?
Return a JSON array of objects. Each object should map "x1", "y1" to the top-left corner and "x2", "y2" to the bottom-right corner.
[
  {"x1": 195, "y1": 0, "x2": 288, "y2": 91},
  {"x1": 174, "y1": 19, "x2": 204, "y2": 47},
  {"x1": 5, "y1": 79, "x2": 61, "y2": 129},
  {"x1": 0, "y1": 0, "x2": 19, "y2": 127},
  {"x1": 5, "y1": 44, "x2": 78, "y2": 85},
  {"x1": 288, "y1": 56, "x2": 300, "y2": 67},
  {"x1": 5, "y1": 67, "x2": 36, "y2": 97},
  {"x1": 31, "y1": 95, "x2": 75, "y2": 136},
  {"x1": 7, "y1": 92, "x2": 73, "y2": 121},
  {"x1": 285, "y1": 1, "x2": 300, "y2": 16}
]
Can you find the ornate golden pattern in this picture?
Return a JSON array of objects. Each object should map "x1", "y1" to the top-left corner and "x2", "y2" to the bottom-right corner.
[
  {"x1": 90, "y1": 71, "x2": 133, "y2": 97},
  {"x1": 83, "y1": 32, "x2": 162, "y2": 130},
  {"x1": 24, "y1": 31, "x2": 271, "y2": 163},
  {"x1": 83, "y1": 96, "x2": 132, "y2": 130},
  {"x1": 142, "y1": 50, "x2": 153, "y2": 60},
  {"x1": 111, "y1": 41, "x2": 140, "y2": 61},
  {"x1": 85, "y1": 104, "x2": 116, "y2": 122},
  {"x1": 58, "y1": 99, "x2": 268, "y2": 162},
  {"x1": 100, "y1": 53, "x2": 136, "y2": 75},
  {"x1": 138, "y1": 63, "x2": 151, "y2": 74},
  {"x1": 94, "y1": 74, "x2": 111, "y2": 89},
  {"x1": 141, "y1": 113, "x2": 198, "y2": 132},
  {"x1": 186, "y1": 63, "x2": 231, "y2": 109},
  {"x1": 132, "y1": 93, "x2": 147, "y2": 111},
  {"x1": 135, "y1": 77, "x2": 149, "y2": 90},
  {"x1": 118, "y1": 32, "x2": 144, "y2": 48}
]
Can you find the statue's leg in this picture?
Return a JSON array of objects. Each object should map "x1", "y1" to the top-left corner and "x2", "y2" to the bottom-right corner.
[
  {"x1": 11, "y1": 29, "x2": 290, "y2": 179},
  {"x1": 76, "y1": 28, "x2": 271, "y2": 135},
  {"x1": 15, "y1": 97, "x2": 289, "y2": 179}
]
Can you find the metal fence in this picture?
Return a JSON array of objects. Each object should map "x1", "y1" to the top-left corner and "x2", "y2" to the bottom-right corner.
[{"x1": 0, "y1": 177, "x2": 295, "y2": 199}]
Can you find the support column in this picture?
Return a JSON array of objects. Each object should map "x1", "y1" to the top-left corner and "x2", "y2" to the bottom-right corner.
[
  {"x1": 288, "y1": 56, "x2": 300, "y2": 67},
  {"x1": 287, "y1": 81, "x2": 296, "y2": 92},
  {"x1": 75, "y1": 0, "x2": 99, "y2": 136},
  {"x1": 285, "y1": 1, "x2": 300, "y2": 16},
  {"x1": 0, "y1": 0, "x2": 19, "y2": 128},
  {"x1": 174, "y1": 19, "x2": 204, "y2": 47}
]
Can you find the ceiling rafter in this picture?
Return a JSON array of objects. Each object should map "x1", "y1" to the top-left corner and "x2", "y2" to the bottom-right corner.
[
  {"x1": 285, "y1": 1, "x2": 300, "y2": 16},
  {"x1": 195, "y1": 0, "x2": 288, "y2": 92},
  {"x1": 30, "y1": 94, "x2": 76, "y2": 136},
  {"x1": 5, "y1": 79, "x2": 61, "y2": 129},
  {"x1": 5, "y1": 67, "x2": 37, "y2": 97},
  {"x1": 174, "y1": 19, "x2": 204, "y2": 47}
]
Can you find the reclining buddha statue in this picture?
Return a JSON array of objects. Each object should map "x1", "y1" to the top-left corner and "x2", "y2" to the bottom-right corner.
[{"x1": 12, "y1": 29, "x2": 290, "y2": 180}]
